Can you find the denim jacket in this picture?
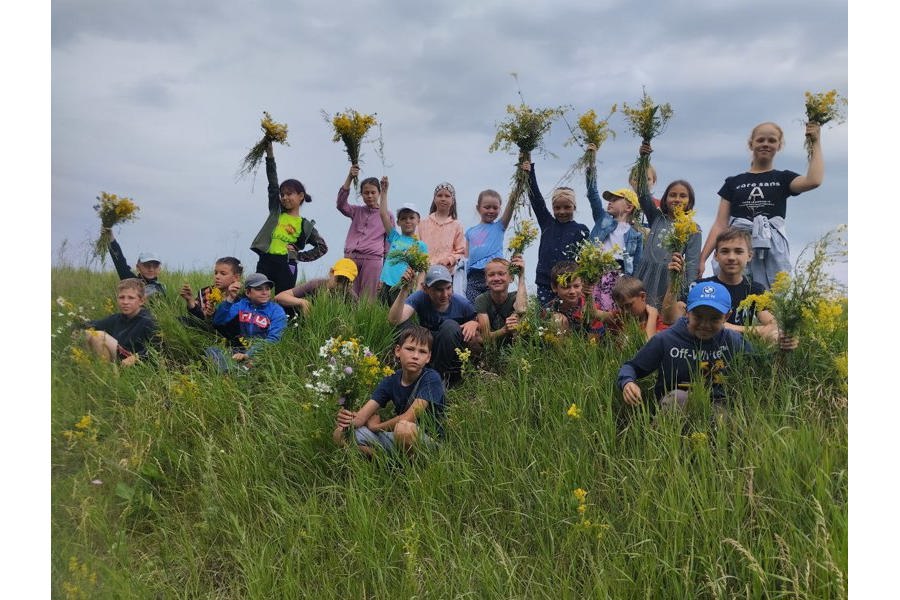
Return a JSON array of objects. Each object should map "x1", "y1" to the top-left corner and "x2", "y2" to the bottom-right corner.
[{"x1": 585, "y1": 168, "x2": 643, "y2": 275}]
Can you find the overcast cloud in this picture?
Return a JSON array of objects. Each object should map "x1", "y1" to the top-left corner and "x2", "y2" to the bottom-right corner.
[{"x1": 50, "y1": 0, "x2": 848, "y2": 285}]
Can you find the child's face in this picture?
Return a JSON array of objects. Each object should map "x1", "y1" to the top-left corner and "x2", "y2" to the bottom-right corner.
[
  {"x1": 606, "y1": 195, "x2": 633, "y2": 219},
  {"x1": 665, "y1": 184, "x2": 690, "y2": 212},
  {"x1": 477, "y1": 197, "x2": 501, "y2": 223},
  {"x1": 686, "y1": 305, "x2": 728, "y2": 340},
  {"x1": 553, "y1": 276, "x2": 583, "y2": 307},
  {"x1": 395, "y1": 338, "x2": 431, "y2": 374},
  {"x1": 280, "y1": 189, "x2": 304, "y2": 212},
  {"x1": 749, "y1": 124, "x2": 783, "y2": 160},
  {"x1": 398, "y1": 212, "x2": 420, "y2": 236},
  {"x1": 714, "y1": 239, "x2": 751, "y2": 278},
  {"x1": 214, "y1": 264, "x2": 239, "y2": 290},
  {"x1": 361, "y1": 183, "x2": 380, "y2": 208},
  {"x1": 552, "y1": 198, "x2": 575, "y2": 223},
  {"x1": 137, "y1": 261, "x2": 161, "y2": 280},
  {"x1": 485, "y1": 262, "x2": 511, "y2": 292},
  {"x1": 117, "y1": 288, "x2": 145, "y2": 318},
  {"x1": 245, "y1": 284, "x2": 272, "y2": 305},
  {"x1": 433, "y1": 189, "x2": 455, "y2": 214},
  {"x1": 615, "y1": 292, "x2": 647, "y2": 318}
]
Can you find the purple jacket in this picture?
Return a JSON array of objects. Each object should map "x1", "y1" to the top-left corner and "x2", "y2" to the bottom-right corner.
[{"x1": 337, "y1": 187, "x2": 393, "y2": 257}]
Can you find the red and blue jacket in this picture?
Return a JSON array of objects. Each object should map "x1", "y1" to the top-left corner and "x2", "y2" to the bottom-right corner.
[{"x1": 212, "y1": 297, "x2": 287, "y2": 356}]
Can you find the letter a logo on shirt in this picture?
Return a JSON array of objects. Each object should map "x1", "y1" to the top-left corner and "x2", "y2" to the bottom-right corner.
[{"x1": 748, "y1": 186, "x2": 765, "y2": 202}]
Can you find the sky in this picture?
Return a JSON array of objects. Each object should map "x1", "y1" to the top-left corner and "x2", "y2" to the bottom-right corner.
[
  {"x1": 11, "y1": 0, "x2": 886, "y2": 595},
  {"x1": 48, "y1": 0, "x2": 848, "y2": 289}
]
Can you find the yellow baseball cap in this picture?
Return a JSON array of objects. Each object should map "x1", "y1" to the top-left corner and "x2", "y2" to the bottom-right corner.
[
  {"x1": 602, "y1": 188, "x2": 640, "y2": 210},
  {"x1": 332, "y1": 258, "x2": 359, "y2": 282}
]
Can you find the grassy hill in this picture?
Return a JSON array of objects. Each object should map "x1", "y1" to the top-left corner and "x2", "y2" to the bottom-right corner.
[{"x1": 51, "y1": 267, "x2": 847, "y2": 598}]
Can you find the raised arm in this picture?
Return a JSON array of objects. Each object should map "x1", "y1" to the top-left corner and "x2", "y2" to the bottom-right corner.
[
  {"x1": 337, "y1": 165, "x2": 359, "y2": 218},
  {"x1": 379, "y1": 176, "x2": 393, "y2": 233},
  {"x1": 789, "y1": 122, "x2": 824, "y2": 193},
  {"x1": 524, "y1": 161, "x2": 552, "y2": 228},
  {"x1": 498, "y1": 188, "x2": 517, "y2": 230},
  {"x1": 265, "y1": 142, "x2": 280, "y2": 212},
  {"x1": 584, "y1": 144, "x2": 609, "y2": 227},
  {"x1": 106, "y1": 234, "x2": 136, "y2": 280}
]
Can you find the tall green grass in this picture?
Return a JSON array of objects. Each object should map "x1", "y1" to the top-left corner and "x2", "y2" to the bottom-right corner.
[{"x1": 51, "y1": 267, "x2": 847, "y2": 598}]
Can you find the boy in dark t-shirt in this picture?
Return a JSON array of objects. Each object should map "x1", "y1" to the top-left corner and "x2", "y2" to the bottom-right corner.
[
  {"x1": 662, "y1": 228, "x2": 790, "y2": 345},
  {"x1": 473, "y1": 255, "x2": 528, "y2": 346},
  {"x1": 82, "y1": 278, "x2": 158, "y2": 366},
  {"x1": 334, "y1": 325, "x2": 446, "y2": 456}
]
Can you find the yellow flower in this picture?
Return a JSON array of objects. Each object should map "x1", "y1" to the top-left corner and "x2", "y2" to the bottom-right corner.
[
  {"x1": 567, "y1": 403, "x2": 582, "y2": 419},
  {"x1": 621, "y1": 90, "x2": 674, "y2": 142},
  {"x1": 75, "y1": 415, "x2": 93, "y2": 430},
  {"x1": 804, "y1": 89, "x2": 847, "y2": 125},
  {"x1": 573, "y1": 488, "x2": 588, "y2": 503},
  {"x1": 260, "y1": 111, "x2": 289, "y2": 143},
  {"x1": 507, "y1": 220, "x2": 539, "y2": 254},
  {"x1": 689, "y1": 431, "x2": 708, "y2": 449},
  {"x1": 577, "y1": 503, "x2": 587, "y2": 514}
]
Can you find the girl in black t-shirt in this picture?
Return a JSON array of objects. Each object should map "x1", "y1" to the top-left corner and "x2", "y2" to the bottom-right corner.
[{"x1": 698, "y1": 121, "x2": 825, "y2": 288}]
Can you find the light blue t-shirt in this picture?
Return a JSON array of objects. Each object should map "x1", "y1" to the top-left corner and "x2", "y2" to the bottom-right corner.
[
  {"x1": 465, "y1": 221, "x2": 506, "y2": 270},
  {"x1": 380, "y1": 230, "x2": 429, "y2": 287}
]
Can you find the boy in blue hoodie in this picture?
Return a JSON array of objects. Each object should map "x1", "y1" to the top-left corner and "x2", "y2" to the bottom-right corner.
[
  {"x1": 207, "y1": 272, "x2": 287, "y2": 371},
  {"x1": 617, "y1": 281, "x2": 750, "y2": 411}
]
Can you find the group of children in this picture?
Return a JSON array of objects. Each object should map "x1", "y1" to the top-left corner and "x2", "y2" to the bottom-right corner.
[{"x1": 77, "y1": 119, "x2": 825, "y2": 457}]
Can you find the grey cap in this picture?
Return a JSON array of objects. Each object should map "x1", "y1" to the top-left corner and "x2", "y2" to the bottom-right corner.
[
  {"x1": 137, "y1": 251, "x2": 161, "y2": 264},
  {"x1": 397, "y1": 202, "x2": 420, "y2": 218},
  {"x1": 244, "y1": 272, "x2": 274, "y2": 289},
  {"x1": 424, "y1": 265, "x2": 452, "y2": 287}
]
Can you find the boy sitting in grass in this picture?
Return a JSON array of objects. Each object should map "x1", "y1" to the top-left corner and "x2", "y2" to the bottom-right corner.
[
  {"x1": 82, "y1": 278, "x2": 158, "y2": 367},
  {"x1": 333, "y1": 325, "x2": 446, "y2": 457},
  {"x1": 473, "y1": 255, "x2": 528, "y2": 346},
  {"x1": 605, "y1": 275, "x2": 666, "y2": 341},
  {"x1": 206, "y1": 272, "x2": 287, "y2": 371},
  {"x1": 542, "y1": 261, "x2": 609, "y2": 339}
]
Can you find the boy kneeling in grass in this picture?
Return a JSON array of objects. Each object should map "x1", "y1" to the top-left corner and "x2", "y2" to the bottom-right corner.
[
  {"x1": 82, "y1": 278, "x2": 158, "y2": 367},
  {"x1": 618, "y1": 281, "x2": 760, "y2": 413},
  {"x1": 333, "y1": 325, "x2": 447, "y2": 457}
]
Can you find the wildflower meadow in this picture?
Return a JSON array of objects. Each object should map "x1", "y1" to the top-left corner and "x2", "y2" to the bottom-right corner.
[{"x1": 51, "y1": 265, "x2": 847, "y2": 598}]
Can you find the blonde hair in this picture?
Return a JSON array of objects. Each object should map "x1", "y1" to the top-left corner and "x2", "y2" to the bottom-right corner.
[
  {"x1": 117, "y1": 278, "x2": 146, "y2": 298},
  {"x1": 629, "y1": 164, "x2": 657, "y2": 188},
  {"x1": 748, "y1": 122, "x2": 785, "y2": 168}
]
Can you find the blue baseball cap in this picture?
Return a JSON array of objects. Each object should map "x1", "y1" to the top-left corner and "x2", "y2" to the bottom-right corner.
[{"x1": 686, "y1": 282, "x2": 732, "y2": 314}]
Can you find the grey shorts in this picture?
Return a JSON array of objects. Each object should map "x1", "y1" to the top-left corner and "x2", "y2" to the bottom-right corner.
[{"x1": 354, "y1": 426, "x2": 437, "y2": 453}]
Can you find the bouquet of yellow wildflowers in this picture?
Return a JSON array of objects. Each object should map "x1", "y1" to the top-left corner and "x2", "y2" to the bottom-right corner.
[
  {"x1": 324, "y1": 108, "x2": 378, "y2": 189},
  {"x1": 489, "y1": 101, "x2": 569, "y2": 212},
  {"x1": 305, "y1": 336, "x2": 394, "y2": 412},
  {"x1": 804, "y1": 89, "x2": 847, "y2": 159},
  {"x1": 386, "y1": 244, "x2": 431, "y2": 291},
  {"x1": 561, "y1": 238, "x2": 621, "y2": 288},
  {"x1": 92, "y1": 192, "x2": 140, "y2": 262},
  {"x1": 238, "y1": 111, "x2": 289, "y2": 180},
  {"x1": 564, "y1": 106, "x2": 617, "y2": 176},
  {"x1": 662, "y1": 205, "x2": 700, "y2": 297},
  {"x1": 506, "y1": 219, "x2": 539, "y2": 276},
  {"x1": 621, "y1": 89, "x2": 673, "y2": 197},
  {"x1": 737, "y1": 226, "x2": 847, "y2": 338}
]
